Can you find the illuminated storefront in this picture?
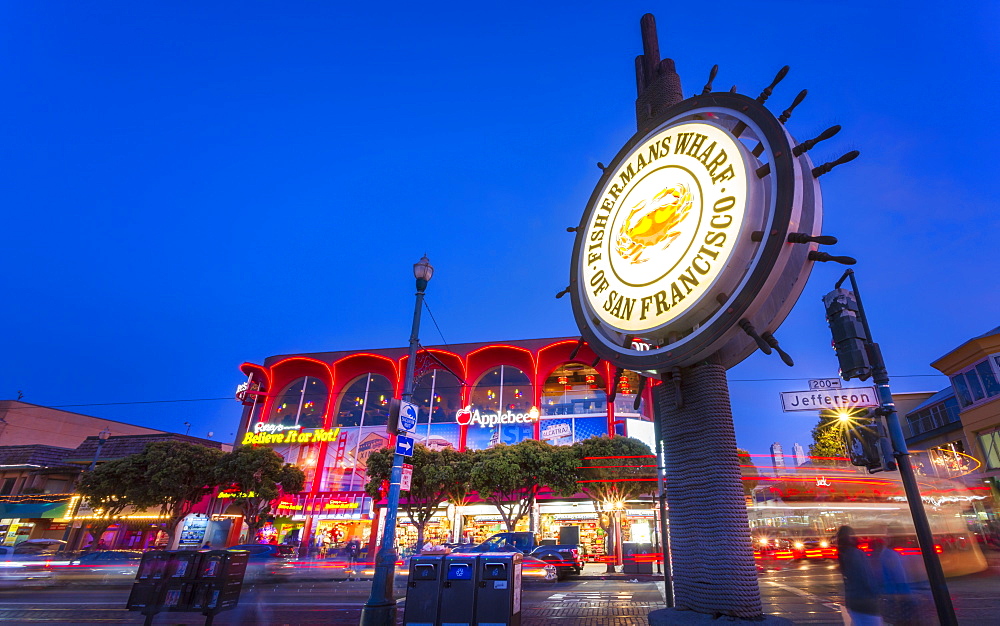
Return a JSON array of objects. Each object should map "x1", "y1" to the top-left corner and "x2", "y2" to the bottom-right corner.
[{"x1": 235, "y1": 338, "x2": 656, "y2": 554}]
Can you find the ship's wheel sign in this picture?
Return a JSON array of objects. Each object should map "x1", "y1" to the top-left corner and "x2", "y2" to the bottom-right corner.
[{"x1": 569, "y1": 88, "x2": 855, "y2": 374}]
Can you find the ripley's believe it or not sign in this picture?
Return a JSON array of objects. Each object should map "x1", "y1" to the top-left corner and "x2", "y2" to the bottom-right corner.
[
  {"x1": 242, "y1": 423, "x2": 342, "y2": 445},
  {"x1": 571, "y1": 91, "x2": 824, "y2": 373}
]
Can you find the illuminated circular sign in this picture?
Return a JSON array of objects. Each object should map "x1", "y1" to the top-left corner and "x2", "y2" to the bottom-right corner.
[
  {"x1": 570, "y1": 92, "x2": 823, "y2": 372},
  {"x1": 586, "y1": 121, "x2": 750, "y2": 332}
]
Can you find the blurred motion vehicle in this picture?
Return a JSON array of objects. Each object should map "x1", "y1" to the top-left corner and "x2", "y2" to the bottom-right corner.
[
  {"x1": 518, "y1": 554, "x2": 559, "y2": 582},
  {"x1": 0, "y1": 545, "x2": 57, "y2": 587},
  {"x1": 227, "y1": 544, "x2": 297, "y2": 582},
  {"x1": 464, "y1": 532, "x2": 581, "y2": 579},
  {"x1": 56, "y1": 550, "x2": 142, "y2": 586},
  {"x1": 746, "y1": 458, "x2": 988, "y2": 578}
]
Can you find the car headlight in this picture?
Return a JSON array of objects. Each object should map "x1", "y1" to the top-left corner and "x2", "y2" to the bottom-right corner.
[{"x1": 794, "y1": 542, "x2": 804, "y2": 550}]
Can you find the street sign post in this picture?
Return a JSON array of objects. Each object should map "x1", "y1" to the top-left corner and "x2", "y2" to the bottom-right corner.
[
  {"x1": 396, "y1": 436, "x2": 414, "y2": 457},
  {"x1": 779, "y1": 387, "x2": 878, "y2": 412},
  {"x1": 398, "y1": 401, "x2": 418, "y2": 433}
]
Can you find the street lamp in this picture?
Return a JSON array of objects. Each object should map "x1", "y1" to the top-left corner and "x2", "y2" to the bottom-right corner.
[
  {"x1": 361, "y1": 255, "x2": 433, "y2": 625},
  {"x1": 63, "y1": 427, "x2": 113, "y2": 549},
  {"x1": 89, "y1": 428, "x2": 112, "y2": 471}
]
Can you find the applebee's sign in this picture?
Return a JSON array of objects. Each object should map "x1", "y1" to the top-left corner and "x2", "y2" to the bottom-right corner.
[{"x1": 456, "y1": 406, "x2": 540, "y2": 428}]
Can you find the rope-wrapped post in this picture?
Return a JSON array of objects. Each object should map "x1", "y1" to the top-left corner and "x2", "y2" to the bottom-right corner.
[{"x1": 653, "y1": 360, "x2": 762, "y2": 619}]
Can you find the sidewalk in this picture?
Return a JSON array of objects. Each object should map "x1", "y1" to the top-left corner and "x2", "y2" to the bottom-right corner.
[{"x1": 576, "y1": 560, "x2": 667, "y2": 582}]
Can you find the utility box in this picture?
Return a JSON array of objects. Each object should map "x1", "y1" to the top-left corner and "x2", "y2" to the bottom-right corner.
[
  {"x1": 438, "y1": 554, "x2": 479, "y2": 626},
  {"x1": 402, "y1": 555, "x2": 444, "y2": 626},
  {"x1": 475, "y1": 553, "x2": 522, "y2": 626}
]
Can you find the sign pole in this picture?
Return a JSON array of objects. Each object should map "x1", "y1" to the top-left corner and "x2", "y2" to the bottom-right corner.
[
  {"x1": 836, "y1": 269, "x2": 957, "y2": 626},
  {"x1": 565, "y1": 13, "x2": 859, "y2": 623},
  {"x1": 361, "y1": 258, "x2": 431, "y2": 626}
]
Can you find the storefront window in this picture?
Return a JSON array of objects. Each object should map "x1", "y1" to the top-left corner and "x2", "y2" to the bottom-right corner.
[
  {"x1": 469, "y1": 366, "x2": 532, "y2": 414},
  {"x1": 541, "y1": 363, "x2": 606, "y2": 417},
  {"x1": 539, "y1": 363, "x2": 607, "y2": 446},
  {"x1": 465, "y1": 366, "x2": 534, "y2": 450},
  {"x1": 978, "y1": 428, "x2": 1000, "y2": 470},
  {"x1": 412, "y1": 369, "x2": 464, "y2": 451},
  {"x1": 613, "y1": 370, "x2": 649, "y2": 419},
  {"x1": 412, "y1": 369, "x2": 464, "y2": 424},
  {"x1": 335, "y1": 374, "x2": 393, "y2": 427},
  {"x1": 270, "y1": 377, "x2": 328, "y2": 428}
]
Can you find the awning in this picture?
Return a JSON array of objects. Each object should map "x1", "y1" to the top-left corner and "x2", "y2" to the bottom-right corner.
[{"x1": 0, "y1": 501, "x2": 70, "y2": 520}]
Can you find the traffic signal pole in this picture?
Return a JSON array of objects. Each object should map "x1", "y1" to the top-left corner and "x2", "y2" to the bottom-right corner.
[{"x1": 834, "y1": 269, "x2": 957, "y2": 626}]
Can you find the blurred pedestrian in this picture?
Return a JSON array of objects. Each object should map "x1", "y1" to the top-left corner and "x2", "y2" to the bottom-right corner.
[
  {"x1": 346, "y1": 537, "x2": 361, "y2": 566},
  {"x1": 836, "y1": 526, "x2": 882, "y2": 625},
  {"x1": 877, "y1": 526, "x2": 921, "y2": 625}
]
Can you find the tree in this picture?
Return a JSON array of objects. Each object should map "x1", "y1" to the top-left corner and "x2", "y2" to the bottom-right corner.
[
  {"x1": 809, "y1": 409, "x2": 857, "y2": 467},
  {"x1": 469, "y1": 439, "x2": 578, "y2": 533},
  {"x1": 365, "y1": 445, "x2": 474, "y2": 549},
  {"x1": 127, "y1": 442, "x2": 227, "y2": 548},
  {"x1": 737, "y1": 448, "x2": 759, "y2": 496},
  {"x1": 572, "y1": 436, "x2": 655, "y2": 571},
  {"x1": 215, "y1": 445, "x2": 305, "y2": 545},
  {"x1": 77, "y1": 454, "x2": 149, "y2": 547}
]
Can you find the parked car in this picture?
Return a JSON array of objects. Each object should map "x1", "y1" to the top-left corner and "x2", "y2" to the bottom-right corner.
[
  {"x1": 226, "y1": 544, "x2": 297, "y2": 582},
  {"x1": 55, "y1": 550, "x2": 143, "y2": 586}
]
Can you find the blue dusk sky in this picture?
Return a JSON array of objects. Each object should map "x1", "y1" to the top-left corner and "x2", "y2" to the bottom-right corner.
[{"x1": 2, "y1": 2, "x2": 997, "y2": 456}]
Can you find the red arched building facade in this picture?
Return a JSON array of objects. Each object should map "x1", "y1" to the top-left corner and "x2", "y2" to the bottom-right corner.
[{"x1": 234, "y1": 337, "x2": 656, "y2": 557}]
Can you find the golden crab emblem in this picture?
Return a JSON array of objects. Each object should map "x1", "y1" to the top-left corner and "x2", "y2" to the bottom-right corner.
[{"x1": 614, "y1": 184, "x2": 694, "y2": 264}]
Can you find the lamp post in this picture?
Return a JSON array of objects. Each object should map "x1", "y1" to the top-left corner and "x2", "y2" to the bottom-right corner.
[
  {"x1": 63, "y1": 427, "x2": 113, "y2": 549},
  {"x1": 361, "y1": 255, "x2": 433, "y2": 625},
  {"x1": 89, "y1": 428, "x2": 112, "y2": 471}
]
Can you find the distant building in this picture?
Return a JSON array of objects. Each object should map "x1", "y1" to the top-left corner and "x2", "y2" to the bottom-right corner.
[
  {"x1": 0, "y1": 401, "x2": 230, "y2": 549},
  {"x1": 770, "y1": 442, "x2": 785, "y2": 473},
  {"x1": 924, "y1": 325, "x2": 1000, "y2": 516},
  {"x1": 0, "y1": 400, "x2": 162, "y2": 448},
  {"x1": 792, "y1": 443, "x2": 807, "y2": 467}
]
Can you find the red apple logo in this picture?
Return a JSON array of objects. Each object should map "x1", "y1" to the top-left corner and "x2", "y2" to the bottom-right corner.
[{"x1": 456, "y1": 405, "x2": 473, "y2": 426}]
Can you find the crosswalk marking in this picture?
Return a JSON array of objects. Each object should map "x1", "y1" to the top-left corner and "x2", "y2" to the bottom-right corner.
[{"x1": 547, "y1": 591, "x2": 633, "y2": 601}]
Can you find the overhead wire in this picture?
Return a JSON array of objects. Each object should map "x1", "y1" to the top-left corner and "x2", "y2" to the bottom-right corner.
[{"x1": 4, "y1": 373, "x2": 945, "y2": 410}]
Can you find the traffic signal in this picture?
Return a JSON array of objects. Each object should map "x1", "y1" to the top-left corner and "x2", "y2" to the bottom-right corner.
[
  {"x1": 822, "y1": 288, "x2": 872, "y2": 380},
  {"x1": 385, "y1": 398, "x2": 401, "y2": 435},
  {"x1": 843, "y1": 413, "x2": 897, "y2": 474}
]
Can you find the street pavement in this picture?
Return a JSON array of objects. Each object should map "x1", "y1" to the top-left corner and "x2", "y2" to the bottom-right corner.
[{"x1": 0, "y1": 553, "x2": 997, "y2": 625}]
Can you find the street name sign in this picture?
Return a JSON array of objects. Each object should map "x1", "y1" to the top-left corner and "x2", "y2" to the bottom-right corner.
[
  {"x1": 808, "y1": 378, "x2": 842, "y2": 391},
  {"x1": 780, "y1": 387, "x2": 879, "y2": 412},
  {"x1": 395, "y1": 435, "x2": 414, "y2": 457},
  {"x1": 398, "y1": 401, "x2": 418, "y2": 432}
]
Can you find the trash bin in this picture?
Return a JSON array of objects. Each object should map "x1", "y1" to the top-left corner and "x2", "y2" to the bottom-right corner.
[
  {"x1": 403, "y1": 555, "x2": 444, "y2": 626},
  {"x1": 438, "y1": 554, "x2": 479, "y2": 626},
  {"x1": 622, "y1": 542, "x2": 654, "y2": 574},
  {"x1": 475, "y1": 552, "x2": 522, "y2": 626}
]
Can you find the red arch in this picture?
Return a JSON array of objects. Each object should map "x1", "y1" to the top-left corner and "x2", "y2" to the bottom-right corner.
[
  {"x1": 261, "y1": 357, "x2": 336, "y2": 429},
  {"x1": 330, "y1": 353, "x2": 399, "y2": 429},
  {"x1": 398, "y1": 348, "x2": 466, "y2": 398},
  {"x1": 465, "y1": 344, "x2": 537, "y2": 390}
]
